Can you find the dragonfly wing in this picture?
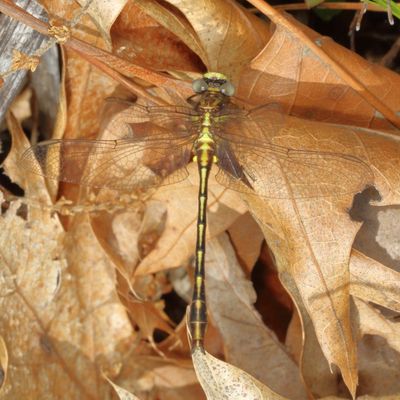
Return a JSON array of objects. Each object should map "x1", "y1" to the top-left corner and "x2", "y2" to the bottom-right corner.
[
  {"x1": 104, "y1": 100, "x2": 201, "y2": 138},
  {"x1": 21, "y1": 134, "x2": 194, "y2": 192},
  {"x1": 215, "y1": 143, "x2": 372, "y2": 199},
  {"x1": 214, "y1": 110, "x2": 373, "y2": 199}
]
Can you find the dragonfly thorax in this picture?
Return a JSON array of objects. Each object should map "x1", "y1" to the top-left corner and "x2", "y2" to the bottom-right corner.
[{"x1": 197, "y1": 91, "x2": 227, "y2": 113}]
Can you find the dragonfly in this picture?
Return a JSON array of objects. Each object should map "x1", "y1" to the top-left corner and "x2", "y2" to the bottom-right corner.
[{"x1": 21, "y1": 72, "x2": 372, "y2": 351}]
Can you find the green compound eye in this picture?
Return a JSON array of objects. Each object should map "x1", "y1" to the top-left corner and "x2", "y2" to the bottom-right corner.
[
  {"x1": 220, "y1": 81, "x2": 235, "y2": 96},
  {"x1": 192, "y1": 78, "x2": 209, "y2": 93}
]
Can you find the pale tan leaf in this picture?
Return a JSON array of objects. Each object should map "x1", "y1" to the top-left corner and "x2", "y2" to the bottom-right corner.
[
  {"x1": 352, "y1": 298, "x2": 400, "y2": 395},
  {"x1": 0, "y1": 335, "x2": 8, "y2": 392},
  {"x1": 76, "y1": 0, "x2": 129, "y2": 47},
  {"x1": 4, "y1": 112, "x2": 51, "y2": 207},
  {"x1": 135, "y1": 163, "x2": 248, "y2": 275},
  {"x1": 90, "y1": 207, "x2": 143, "y2": 283},
  {"x1": 0, "y1": 196, "x2": 64, "y2": 397},
  {"x1": 8, "y1": 87, "x2": 32, "y2": 123},
  {"x1": 375, "y1": 208, "x2": 400, "y2": 260},
  {"x1": 357, "y1": 335, "x2": 400, "y2": 397},
  {"x1": 321, "y1": 396, "x2": 400, "y2": 400},
  {"x1": 353, "y1": 298, "x2": 400, "y2": 354},
  {"x1": 105, "y1": 375, "x2": 141, "y2": 400},
  {"x1": 114, "y1": 354, "x2": 202, "y2": 399},
  {"x1": 62, "y1": 212, "x2": 135, "y2": 348},
  {"x1": 350, "y1": 249, "x2": 400, "y2": 312},
  {"x1": 192, "y1": 348, "x2": 289, "y2": 400},
  {"x1": 0, "y1": 195, "x2": 136, "y2": 399},
  {"x1": 205, "y1": 233, "x2": 308, "y2": 399},
  {"x1": 1, "y1": 123, "x2": 134, "y2": 399}
]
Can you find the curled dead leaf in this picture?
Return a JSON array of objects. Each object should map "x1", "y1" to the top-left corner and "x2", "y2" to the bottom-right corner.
[
  {"x1": 105, "y1": 375, "x2": 141, "y2": 400},
  {"x1": 76, "y1": 0, "x2": 128, "y2": 47},
  {"x1": 205, "y1": 233, "x2": 308, "y2": 399},
  {"x1": 192, "y1": 348, "x2": 289, "y2": 400}
]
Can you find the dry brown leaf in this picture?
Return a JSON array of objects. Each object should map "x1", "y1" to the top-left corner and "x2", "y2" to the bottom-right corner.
[
  {"x1": 286, "y1": 309, "x2": 340, "y2": 397},
  {"x1": 284, "y1": 215, "x2": 400, "y2": 399},
  {"x1": 40, "y1": 0, "x2": 119, "y2": 141},
  {"x1": 129, "y1": 301, "x2": 175, "y2": 350},
  {"x1": 238, "y1": 3, "x2": 400, "y2": 129},
  {"x1": 238, "y1": 111, "x2": 400, "y2": 396},
  {"x1": 111, "y1": 1, "x2": 204, "y2": 72},
  {"x1": 152, "y1": 0, "x2": 272, "y2": 80},
  {"x1": 228, "y1": 212, "x2": 264, "y2": 273},
  {"x1": 1, "y1": 105, "x2": 134, "y2": 399},
  {"x1": 131, "y1": 0, "x2": 207, "y2": 64},
  {"x1": 0, "y1": 112, "x2": 70, "y2": 396},
  {"x1": 192, "y1": 348, "x2": 289, "y2": 400},
  {"x1": 3, "y1": 1, "x2": 400, "y2": 398},
  {"x1": 205, "y1": 233, "x2": 308, "y2": 399}
]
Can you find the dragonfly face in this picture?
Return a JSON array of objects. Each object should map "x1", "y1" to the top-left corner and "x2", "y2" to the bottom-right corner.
[{"x1": 192, "y1": 72, "x2": 235, "y2": 113}]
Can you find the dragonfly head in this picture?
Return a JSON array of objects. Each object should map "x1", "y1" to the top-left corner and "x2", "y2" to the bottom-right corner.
[
  {"x1": 192, "y1": 72, "x2": 235, "y2": 97},
  {"x1": 192, "y1": 72, "x2": 235, "y2": 111}
]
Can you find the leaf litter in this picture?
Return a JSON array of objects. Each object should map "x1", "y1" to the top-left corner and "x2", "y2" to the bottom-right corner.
[{"x1": 0, "y1": 0, "x2": 399, "y2": 399}]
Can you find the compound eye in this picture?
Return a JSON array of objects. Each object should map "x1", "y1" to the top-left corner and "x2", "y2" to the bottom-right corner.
[
  {"x1": 220, "y1": 81, "x2": 235, "y2": 96},
  {"x1": 192, "y1": 78, "x2": 208, "y2": 93}
]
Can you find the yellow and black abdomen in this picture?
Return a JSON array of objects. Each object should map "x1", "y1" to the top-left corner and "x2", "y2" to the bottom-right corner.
[{"x1": 189, "y1": 114, "x2": 217, "y2": 349}]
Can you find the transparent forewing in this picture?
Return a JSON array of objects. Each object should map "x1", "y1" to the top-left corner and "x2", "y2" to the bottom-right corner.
[
  {"x1": 20, "y1": 102, "x2": 202, "y2": 191},
  {"x1": 21, "y1": 134, "x2": 195, "y2": 193},
  {"x1": 214, "y1": 109, "x2": 373, "y2": 199},
  {"x1": 104, "y1": 100, "x2": 202, "y2": 138}
]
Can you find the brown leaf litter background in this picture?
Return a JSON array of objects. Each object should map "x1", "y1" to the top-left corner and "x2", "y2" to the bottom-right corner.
[{"x1": 0, "y1": 0, "x2": 400, "y2": 399}]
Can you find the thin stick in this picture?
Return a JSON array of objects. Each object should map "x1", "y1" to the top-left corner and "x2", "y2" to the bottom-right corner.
[
  {"x1": 380, "y1": 35, "x2": 400, "y2": 67},
  {"x1": 273, "y1": 2, "x2": 385, "y2": 11}
]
